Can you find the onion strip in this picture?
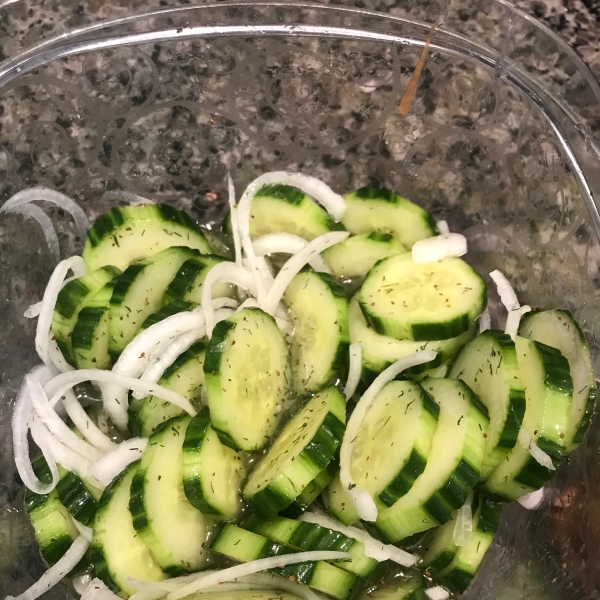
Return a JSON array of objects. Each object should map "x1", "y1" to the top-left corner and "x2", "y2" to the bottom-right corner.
[
  {"x1": 201, "y1": 263, "x2": 257, "y2": 338},
  {"x1": 253, "y1": 233, "x2": 330, "y2": 273},
  {"x1": 87, "y1": 438, "x2": 148, "y2": 487},
  {"x1": 425, "y1": 587, "x2": 450, "y2": 600},
  {"x1": 166, "y1": 551, "x2": 351, "y2": 600},
  {"x1": 5, "y1": 534, "x2": 90, "y2": 600},
  {"x1": 62, "y1": 391, "x2": 116, "y2": 452},
  {"x1": 412, "y1": 233, "x2": 467, "y2": 264},
  {"x1": 518, "y1": 429, "x2": 556, "y2": 471},
  {"x1": 453, "y1": 491, "x2": 474, "y2": 546},
  {"x1": 80, "y1": 578, "x2": 122, "y2": 600},
  {"x1": 263, "y1": 231, "x2": 349, "y2": 315},
  {"x1": 2, "y1": 203, "x2": 60, "y2": 263},
  {"x1": 12, "y1": 367, "x2": 60, "y2": 494},
  {"x1": 2, "y1": 187, "x2": 89, "y2": 236},
  {"x1": 35, "y1": 256, "x2": 86, "y2": 366},
  {"x1": 339, "y1": 350, "x2": 437, "y2": 521},
  {"x1": 29, "y1": 378, "x2": 101, "y2": 462},
  {"x1": 30, "y1": 416, "x2": 94, "y2": 484},
  {"x1": 44, "y1": 370, "x2": 197, "y2": 427},
  {"x1": 299, "y1": 512, "x2": 417, "y2": 567},
  {"x1": 344, "y1": 344, "x2": 362, "y2": 400}
]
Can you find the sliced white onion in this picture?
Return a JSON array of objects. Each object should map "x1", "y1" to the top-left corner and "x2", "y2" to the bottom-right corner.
[
  {"x1": 253, "y1": 233, "x2": 331, "y2": 273},
  {"x1": 436, "y1": 220, "x2": 450, "y2": 235},
  {"x1": 263, "y1": 231, "x2": 350, "y2": 315},
  {"x1": 35, "y1": 256, "x2": 87, "y2": 365},
  {"x1": 212, "y1": 297, "x2": 239, "y2": 310},
  {"x1": 489, "y1": 269, "x2": 519, "y2": 310},
  {"x1": 518, "y1": 428, "x2": 555, "y2": 471},
  {"x1": 425, "y1": 587, "x2": 450, "y2": 600},
  {"x1": 24, "y1": 301, "x2": 43, "y2": 318},
  {"x1": 412, "y1": 233, "x2": 467, "y2": 264},
  {"x1": 166, "y1": 551, "x2": 351, "y2": 600},
  {"x1": 133, "y1": 327, "x2": 206, "y2": 400},
  {"x1": 453, "y1": 491, "x2": 473, "y2": 546},
  {"x1": 98, "y1": 310, "x2": 205, "y2": 428},
  {"x1": 62, "y1": 391, "x2": 116, "y2": 452},
  {"x1": 340, "y1": 350, "x2": 437, "y2": 521},
  {"x1": 80, "y1": 578, "x2": 122, "y2": 600},
  {"x1": 517, "y1": 487, "x2": 545, "y2": 510},
  {"x1": 12, "y1": 367, "x2": 61, "y2": 494},
  {"x1": 478, "y1": 309, "x2": 491, "y2": 334},
  {"x1": 5, "y1": 534, "x2": 90, "y2": 600},
  {"x1": 228, "y1": 173, "x2": 243, "y2": 267},
  {"x1": 299, "y1": 512, "x2": 417, "y2": 567},
  {"x1": 2, "y1": 204, "x2": 60, "y2": 263},
  {"x1": 237, "y1": 172, "x2": 345, "y2": 305},
  {"x1": 28, "y1": 378, "x2": 101, "y2": 462},
  {"x1": 202, "y1": 262, "x2": 257, "y2": 338},
  {"x1": 344, "y1": 344, "x2": 362, "y2": 400},
  {"x1": 489, "y1": 270, "x2": 523, "y2": 340},
  {"x1": 44, "y1": 370, "x2": 197, "y2": 431},
  {"x1": 73, "y1": 520, "x2": 93, "y2": 542},
  {"x1": 87, "y1": 438, "x2": 148, "y2": 486},
  {"x1": 72, "y1": 573, "x2": 93, "y2": 597},
  {"x1": 47, "y1": 336, "x2": 75, "y2": 373},
  {"x1": 2, "y1": 187, "x2": 89, "y2": 236},
  {"x1": 30, "y1": 416, "x2": 94, "y2": 484},
  {"x1": 102, "y1": 191, "x2": 154, "y2": 206}
]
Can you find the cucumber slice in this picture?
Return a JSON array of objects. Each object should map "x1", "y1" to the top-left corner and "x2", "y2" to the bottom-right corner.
[
  {"x1": 281, "y1": 458, "x2": 338, "y2": 518},
  {"x1": 56, "y1": 466, "x2": 103, "y2": 526},
  {"x1": 244, "y1": 514, "x2": 380, "y2": 579},
  {"x1": 71, "y1": 280, "x2": 117, "y2": 370},
  {"x1": 327, "y1": 473, "x2": 359, "y2": 526},
  {"x1": 243, "y1": 386, "x2": 346, "y2": 517},
  {"x1": 420, "y1": 513, "x2": 460, "y2": 576},
  {"x1": 204, "y1": 308, "x2": 291, "y2": 451},
  {"x1": 139, "y1": 300, "x2": 194, "y2": 331},
  {"x1": 519, "y1": 309, "x2": 596, "y2": 451},
  {"x1": 129, "y1": 415, "x2": 213, "y2": 575},
  {"x1": 83, "y1": 204, "x2": 210, "y2": 271},
  {"x1": 322, "y1": 232, "x2": 407, "y2": 279},
  {"x1": 51, "y1": 266, "x2": 121, "y2": 364},
  {"x1": 350, "y1": 380, "x2": 439, "y2": 508},
  {"x1": 209, "y1": 524, "x2": 361, "y2": 600},
  {"x1": 365, "y1": 580, "x2": 428, "y2": 600},
  {"x1": 91, "y1": 463, "x2": 166, "y2": 596},
  {"x1": 165, "y1": 255, "x2": 234, "y2": 303},
  {"x1": 374, "y1": 378, "x2": 489, "y2": 543},
  {"x1": 283, "y1": 271, "x2": 349, "y2": 394},
  {"x1": 435, "y1": 495, "x2": 502, "y2": 594},
  {"x1": 25, "y1": 456, "x2": 80, "y2": 566},
  {"x1": 348, "y1": 297, "x2": 474, "y2": 382},
  {"x1": 249, "y1": 184, "x2": 344, "y2": 240},
  {"x1": 108, "y1": 246, "x2": 201, "y2": 358},
  {"x1": 341, "y1": 187, "x2": 436, "y2": 248},
  {"x1": 182, "y1": 407, "x2": 244, "y2": 520},
  {"x1": 448, "y1": 330, "x2": 527, "y2": 478},
  {"x1": 182, "y1": 592, "x2": 303, "y2": 600},
  {"x1": 484, "y1": 337, "x2": 573, "y2": 499},
  {"x1": 359, "y1": 254, "x2": 486, "y2": 341},
  {"x1": 128, "y1": 340, "x2": 206, "y2": 437}
]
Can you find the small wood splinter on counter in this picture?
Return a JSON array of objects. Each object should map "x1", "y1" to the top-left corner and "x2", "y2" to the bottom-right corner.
[{"x1": 398, "y1": 23, "x2": 437, "y2": 116}]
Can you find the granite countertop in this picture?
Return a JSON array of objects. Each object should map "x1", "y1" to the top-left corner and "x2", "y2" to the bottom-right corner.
[{"x1": 0, "y1": 0, "x2": 599, "y2": 80}]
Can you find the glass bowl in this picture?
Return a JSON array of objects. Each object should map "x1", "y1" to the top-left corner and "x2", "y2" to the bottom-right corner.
[{"x1": 1, "y1": 1, "x2": 600, "y2": 598}]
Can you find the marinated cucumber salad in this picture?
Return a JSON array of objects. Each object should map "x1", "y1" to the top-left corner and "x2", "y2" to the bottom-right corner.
[{"x1": 5, "y1": 172, "x2": 596, "y2": 600}]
